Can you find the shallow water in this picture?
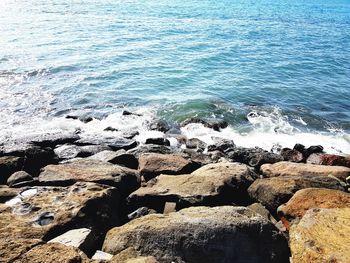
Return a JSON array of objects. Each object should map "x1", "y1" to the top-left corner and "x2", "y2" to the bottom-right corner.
[{"x1": 0, "y1": 0, "x2": 349, "y2": 153}]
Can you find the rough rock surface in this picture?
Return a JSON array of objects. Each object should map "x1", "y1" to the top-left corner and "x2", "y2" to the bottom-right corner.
[
  {"x1": 38, "y1": 159, "x2": 139, "y2": 196},
  {"x1": 0, "y1": 156, "x2": 23, "y2": 184},
  {"x1": 280, "y1": 148, "x2": 304, "y2": 163},
  {"x1": 0, "y1": 186, "x2": 20, "y2": 203},
  {"x1": 54, "y1": 144, "x2": 111, "y2": 160},
  {"x1": 7, "y1": 171, "x2": 33, "y2": 187},
  {"x1": 0, "y1": 182, "x2": 120, "y2": 243},
  {"x1": 0, "y1": 238, "x2": 43, "y2": 262},
  {"x1": 88, "y1": 150, "x2": 139, "y2": 170},
  {"x1": 277, "y1": 188, "x2": 350, "y2": 228},
  {"x1": 103, "y1": 206, "x2": 289, "y2": 263},
  {"x1": 138, "y1": 153, "x2": 199, "y2": 180},
  {"x1": 12, "y1": 242, "x2": 89, "y2": 263},
  {"x1": 185, "y1": 138, "x2": 207, "y2": 150},
  {"x1": 290, "y1": 208, "x2": 350, "y2": 263},
  {"x1": 261, "y1": 161, "x2": 350, "y2": 181},
  {"x1": 307, "y1": 153, "x2": 350, "y2": 168},
  {"x1": 129, "y1": 162, "x2": 256, "y2": 211},
  {"x1": 248, "y1": 175, "x2": 345, "y2": 213}
]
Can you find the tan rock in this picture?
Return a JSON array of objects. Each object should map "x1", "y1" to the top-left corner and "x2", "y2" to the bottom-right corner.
[
  {"x1": 0, "y1": 186, "x2": 20, "y2": 202},
  {"x1": 38, "y1": 159, "x2": 139, "y2": 196},
  {"x1": 261, "y1": 161, "x2": 350, "y2": 181},
  {"x1": 290, "y1": 208, "x2": 350, "y2": 263},
  {"x1": 138, "y1": 153, "x2": 198, "y2": 180},
  {"x1": 0, "y1": 238, "x2": 42, "y2": 262},
  {"x1": 0, "y1": 182, "x2": 120, "y2": 242},
  {"x1": 248, "y1": 175, "x2": 344, "y2": 213},
  {"x1": 129, "y1": 162, "x2": 256, "y2": 211},
  {"x1": 277, "y1": 188, "x2": 350, "y2": 228},
  {"x1": 103, "y1": 206, "x2": 289, "y2": 263},
  {"x1": 13, "y1": 242, "x2": 90, "y2": 263}
]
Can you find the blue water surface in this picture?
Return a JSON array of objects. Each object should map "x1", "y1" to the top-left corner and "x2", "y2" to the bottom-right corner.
[{"x1": 0, "y1": 0, "x2": 349, "y2": 132}]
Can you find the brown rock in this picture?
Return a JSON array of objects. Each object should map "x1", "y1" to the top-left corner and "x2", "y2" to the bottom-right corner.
[
  {"x1": 38, "y1": 159, "x2": 139, "y2": 196},
  {"x1": 0, "y1": 238, "x2": 42, "y2": 262},
  {"x1": 129, "y1": 162, "x2": 256, "y2": 211},
  {"x1": 138, "y1": 153, "x2": 199, "y2": 181},
  {"x1": 7, "y1": 171, "x2": 33, "y2": 187},
  {"x1": 290, "y1": 208, "x2": 350, "y2": 263},
  {"x1": 0, "y1": 156, "x2": 23, "y2": 184},
  {"x1": 103, "y1": 206, "x2": 289, "y2": 263},
  {"x1": 13, "y1": 242, "x2": 89, "y2": 263},
  {"x1": 0, "y1": 182, "x2": 120, "y2": 243},
  {"x1": 88, "y1": 150, "x2": 139, "y2": 170},
  {"x1": 0, "y1": 186, "x2": 20, "y2": 203},
  {"x1": 261, "y1": 161, "x2": 350, "y2": 181},
  {"x1": 248, "y1": 175, "x2": 345, "y2": 214},
  {"x1": 280, "y1": 148, "x2": 304, "y2": 163},
  {"x1": 307, "y1": 153, "x2": 350, "y2": 168},
  {"x1": 277, "y1": 188, "x2": 350, "y2": 228}
]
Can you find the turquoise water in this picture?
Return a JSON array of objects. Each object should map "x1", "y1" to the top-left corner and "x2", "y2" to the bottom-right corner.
[{"x1": 0, "y1": 0, "x2": 349, "y2": 151}]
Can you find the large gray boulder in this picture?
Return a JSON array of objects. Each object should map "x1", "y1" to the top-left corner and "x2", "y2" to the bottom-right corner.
[{"x1": 103, "y1": 206, "x2": 290, "y2": 263}]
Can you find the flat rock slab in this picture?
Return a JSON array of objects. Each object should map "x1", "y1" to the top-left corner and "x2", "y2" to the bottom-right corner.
[
  {"x1": 38, "y1": 159, "x2": 140, "y2": 196},
  {"x1": 54, "y1": 144, "x2": 112, "y2": 160},
  {"x1": 290, "y1": 208, "x2": 350, "y2": 263},
  {"x1": 138, "y1": 153, "x2": 199, "y2": 180},
  {"x1": 261, "y1": 161, "x2": 350, "y2": 181},
  {"x1": 88, "y1": 150, "x2": 139, "y2": 170},
  {"x1": 0, "y1": 182, "x2": 120, "y2": 243},
  {"x1": 103, "y1": 206, "x2": 289, "y2": 263},
  {"x1": 12, "y1": 242, "x2": 89, "y2": 263},
  {"x1": 129, "y1": 162, "x2": 256, "y2": 211},
  {"x1": 248, "y1": 175, "x2": 345, "y2": 214},
  {"x1": 277, "y1": 188, "x2": 350, "y2": 228}
]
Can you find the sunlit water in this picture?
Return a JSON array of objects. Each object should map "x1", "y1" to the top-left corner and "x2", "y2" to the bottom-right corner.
[{"x1": 0, "y1": 0, "x2": 349, "y2": 153}]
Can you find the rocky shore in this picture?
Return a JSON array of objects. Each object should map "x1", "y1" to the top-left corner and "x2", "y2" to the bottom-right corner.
[{"x1": 0, "y1": 116, "x2": 349, "y2": 263}]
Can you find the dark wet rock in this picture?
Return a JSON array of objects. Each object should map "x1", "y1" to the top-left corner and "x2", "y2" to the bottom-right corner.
[
  {"x1": 182, "y1": 149, "x2": 224, "y2": 166},
  {"x1": 103, "y1": 206, "x2": 290, "y2": 263},
  {"x1": 7, "y1": 171, "x2": 33, "y2": 187},
  {"x1": 128, "y1": 207, "x2": 157, "y2": 221},
  {"x1": 0, "y1": 156, "x2": 23, "y2": 184},
  {"x1": 129, "y1": 162, "x2": 256, "y2": 212},
  {"x1": 148, "y1": 120, "x2": 170, "y2": 133},
  {"x1": 227, "y1": 147, "x2": 283, "y2": 169},
  {"x1": 22, "y1": 146, "x2": 59, "y2": 176},
  {"x1": 277, "y1": 188, "x2": 350, "y2": 229},
  {"x1": 122, "y1": 110, "x2": 142, "y2": 116},
  {"x1": 122, "y1": 131, "x2": 139, "y2": 140},
  {"x1": 109, "y1": 140, "x2": 138, "y2": 151},
  {"x1": 207, "y1": 137, "x2": 235, "y2": 152},
  {"x1": 145, "y1": 138, "x2": 170, "y2": 146},
  {"x1": 54, "y1": 144, "x2": 112, "y2": 160},
  {"x1": 181, "y1": 117, "x2": 228, "y2": 131},
  {"x1": 65, "y1": 115, "x2": 79, "y2": 120},
  {"x1": 248, "y1": 175, "x2": 345, "y2": 215},
  {"x1": 0, "y1": 182, "x2": 121, "y2": 250},
  {"x1": 128, "y1": 145, "x2": 174, "y2": 157},
  {"x1": 12, "y1": 242, "x2": 89, "y2": 263},
  {"x1": 293, "y1": 143, "x2": 305, "y2": 153},
  {"x1": 138, "y1": 153, "x2": 200, "y2": 181},
  {"x1": 0, "y1": 186, "x2": 20, "y2": 203},
  {"x1": 261, "y1": 161, "x2": 350, "y2": 182},
  {"x1": 38, "y1": 159, "x2": 140, "y2": 196},
  {"x1": 30, "y1": 132, "x2": 80, "y2": 148},
  {"x1": 66, "y1": 114, "x2": 94, "y2": 123},
  {"x1": 289, "y1": 208, "x2": 350, "y2": 263},
  {"x1": 293, "y1": 144, "x2": 324, "y2": 159},
  {"x1": 104, "y1": 126, "x2": 119, "y2": 132},
  {"x1": 88, "y1": 150, "x2": 139, "y2": 170},
  {"x1": 280, "y1": 148, "x2": 304, "y2": 163},
  {"x1": 307, "y1": 153, "x2": 350, "y2": 168},
  {"x1": 185, "y1": 138, "x2": 207, "y2": 150}
]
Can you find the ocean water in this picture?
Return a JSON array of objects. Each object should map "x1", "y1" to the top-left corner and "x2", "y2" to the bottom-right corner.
[{"x1": 0, "y1": 0, "x2": 349, "y2": 153}]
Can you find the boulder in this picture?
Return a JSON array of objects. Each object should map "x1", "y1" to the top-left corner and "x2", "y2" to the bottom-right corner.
[
  {"x1": 38, "y1": 160, "x2": 139, "y2": 196},
  {"x1": 74, "y1": 137, "x2": 138, "y2": 151},
  {"x1": 88, "y1": 150, "x2": 139, "y2": 169},
  {"x1": 0, "y1": 156, "x2": 23, "y2": 184},
  {"x1": 127, "y1": 145, "x2": 173, "y2": 157},
  {"x1": 280, "y1": 148, "x2": 303, "y2": 163},
  {"x1": 129, "y1": 162, "x2": 256, "y2": 211},
  {"x1": 7, "y1": 171, "x2": 33, "y2": 187},
  {"x1": 138, "y1": 153, "x2": 199, "y2": 181},
  {"x1": 22, "y1": 146, "x2": 59, "y2": 176},
  {"x1": 181, "y1": 117, "x2": 228, "y2": 131},
  {"x1": 103, "y1": 206, "x2": 289, "y2": 263},
  {"x1": 0, "y1": 182, "x2": 120, "y2": 242},
  {"x1": 247, "y1": 203, "x2": 278, "y2": 225},
  {"x1": 147, "y1": 120, "x2": 170, "y2": 133},
  {"x1": 290, "y1": 208, "x2": 350, "y2": 263},
  {"x1": 54, "y1": 144, "x2": 112, "y2": 160},
  {"x1": 0, "y1": 186, "x2": 20, "y2": 203},
  {"x1": 248, "y1": 175, "x2": 345, "y2": 214},
  {"x1": 227, "y1": 147, "x2": 283, "y2": 168},
  {"x1": 122, "y1": 110, "x2": 142, "y2": 116},
  {"x1": 207, "y1": 137, "x2": 235, "y2": 153},
  {"x1": 261, "y1": 161, "x2": 350, "y2": 182},
  {"x1": 12, "y1": 242, "x2": 89, "y2": 263},
  {"x1": 145, "y1": 138, "x2": 170, "y2": 146},
  {"x1": 307, "y1": 153, "x2": 350, "y2": 168},
  {"x1": 277, "y1": 188, "x2": 350, "y2": 228},
  {"x1": 92, "y1": 250, "x2": 113, "y2": 260},
  {"x1": 48, "y1": 228, "x2": 95, "y2": 257},
  {"x1": 185, "y1": 138, "x2": 207, "y2": 150},
  {"x1": 30, "y1": 132, "x2": 80, "y2": 148}
]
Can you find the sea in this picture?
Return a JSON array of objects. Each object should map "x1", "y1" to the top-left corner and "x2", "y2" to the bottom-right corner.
[{"x1": 0, "y1": 0, "x2": 349, "y2": 153}]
